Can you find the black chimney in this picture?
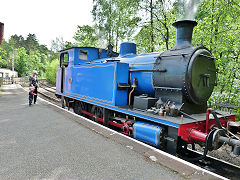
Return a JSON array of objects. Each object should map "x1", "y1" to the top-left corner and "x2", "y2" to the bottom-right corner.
[{"x1": 172, "y1": 20, "x2": 197, "y2": 50}]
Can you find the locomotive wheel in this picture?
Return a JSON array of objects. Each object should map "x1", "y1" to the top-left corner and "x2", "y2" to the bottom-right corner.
[
  {"x1": 91, "y1": 105, "x2": 103, "y2": 122},
  {"x1": 74, "y1": 101, "x2": 86, "y2": 116}
]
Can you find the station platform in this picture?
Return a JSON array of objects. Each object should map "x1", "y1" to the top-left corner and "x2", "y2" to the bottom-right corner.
[{"x1": 0, "y1": 84, "x2": 223, "y2": 179}]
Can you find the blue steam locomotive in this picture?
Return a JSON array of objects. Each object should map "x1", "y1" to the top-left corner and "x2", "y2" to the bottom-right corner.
[{"x1": 56, "y1": 20, "x2": 240, "y2": 156}]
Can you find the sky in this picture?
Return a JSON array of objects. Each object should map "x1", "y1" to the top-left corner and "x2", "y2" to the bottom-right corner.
[{"x1": 0, "y1": 0, "x2": 94, "y2": 48}]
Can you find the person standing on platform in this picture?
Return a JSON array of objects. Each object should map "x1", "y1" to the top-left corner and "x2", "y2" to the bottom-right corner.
[
  {"x1": 28, "y1": 86, "x2": 35, "y2": 106},
  {"x1": 29, "y1": 71, "x2": 38, "y2": 104}
]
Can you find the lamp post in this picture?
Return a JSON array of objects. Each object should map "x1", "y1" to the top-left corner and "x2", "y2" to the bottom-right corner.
[{"x1": 0, "y1": 22, "x2": 4, "y2": 45}]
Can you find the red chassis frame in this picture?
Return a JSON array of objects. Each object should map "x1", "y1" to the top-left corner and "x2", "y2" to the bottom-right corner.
[
  {"x1": 83, "y1": 108, "x2": 237, "y2": 143},
  {"x1": 178, "y1": 109, "x2": 236, "y2": 144}
]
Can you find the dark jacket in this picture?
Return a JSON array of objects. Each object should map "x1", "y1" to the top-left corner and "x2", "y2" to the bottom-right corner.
[{"x1": 29, "y1": 76, "x2": 38, "y2": 87}]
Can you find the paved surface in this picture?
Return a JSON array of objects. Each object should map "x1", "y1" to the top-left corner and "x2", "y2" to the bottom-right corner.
[{"x1": 0, "y1": 85, "x2": 221, "y2": 180}]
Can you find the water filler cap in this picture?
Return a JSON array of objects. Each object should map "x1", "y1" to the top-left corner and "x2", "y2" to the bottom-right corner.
[{"x1": 119, "y1": 42, "x2": 136, "y2": 56}]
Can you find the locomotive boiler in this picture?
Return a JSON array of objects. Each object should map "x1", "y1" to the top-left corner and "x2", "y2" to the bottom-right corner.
[
  {"x1": 56, "y1": 20, "x2": 240, "y2": 157},
  {"x1": 119, "y1": 20, "x2": 216, "y2": 115}
]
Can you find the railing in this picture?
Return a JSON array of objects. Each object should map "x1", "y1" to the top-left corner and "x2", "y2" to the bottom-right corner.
[
  {"x1": 2, "y1": 79, "x2": 14, "y2": 85},
  {"x1": 212, "y1": 104, "x2": 240, "y2": 120},
  {"x1": 0, "y1": 77, "x2": 27, "y2": 86}
]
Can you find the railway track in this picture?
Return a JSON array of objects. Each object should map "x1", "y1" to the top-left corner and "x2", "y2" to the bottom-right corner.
[
  {"x1": 38, "y1": 82, "x2": 60, "y2": 103},
  {"x1": 37, "y1": 85, "x2": 240, "y2": 179},
  {"x1": 180, "y1": 149, "x2": 240, "y2": 180}
]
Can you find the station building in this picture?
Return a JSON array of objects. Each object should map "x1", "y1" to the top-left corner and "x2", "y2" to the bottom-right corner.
[{"x1": 0, "y1": 68, "x2": 18, "y2": 79}]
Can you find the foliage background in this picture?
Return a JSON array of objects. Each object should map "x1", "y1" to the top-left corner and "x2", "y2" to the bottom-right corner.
[{"x1": 0, "y1": 0, "x2": 239, "y2": 114}]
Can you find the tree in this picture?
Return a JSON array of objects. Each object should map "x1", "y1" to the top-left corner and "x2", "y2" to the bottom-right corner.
[
  {"x1": 134, "y1": 0, "x2": 177, "y2": 53},
  {"x1": 64, "y1": 41, "x2": 74, "y2": 49},
  {"x1": 25, "y1": 34, "x2": 39, "y2": 53},
  {"x1": 45, "y1": 59, "x2": 58, "y2": 84},
  {"x1": 8, "y1": 34, "x2": 25, "y2": 49},
  {"x1": 51, "y1": 37, "x2": 65, "y2": 52},
  {"x1": 73, "y1": 25, "x2": 98, "y2": 47},
  {"x1": 192, "y1": 0, "x2": 240, "y2": 109},
  {"x1": 92, "y1": 0, "x2": 140, "y2": 51},
  {"x1": 28, "y1": 50, "x2": 47, "y2": 77},
  {"x1": 1, "y1": 33, "x2": 55, "y2": 78},
  {"x1": 14, "y1": 47, "x2": 29, "y2": 77},
  {"x1": 0, "y1": 46, "x2": 7, "y2": 68}
]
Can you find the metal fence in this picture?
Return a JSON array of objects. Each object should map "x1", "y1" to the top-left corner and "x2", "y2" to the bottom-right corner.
[{"x1": 0, "y1": 77, "x2": 26, "y2": 86}]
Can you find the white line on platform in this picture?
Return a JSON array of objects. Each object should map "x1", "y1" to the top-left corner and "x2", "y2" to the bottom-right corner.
[{"x1": 20, "y1": 86, "x2": 227, "y2": 180}]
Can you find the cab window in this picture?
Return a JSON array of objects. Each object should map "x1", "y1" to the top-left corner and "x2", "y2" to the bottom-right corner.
[
  {"x1": 60, "y1": 52, "x2": 69, "y2": 66},
  {"x1": 79, "y1": 50, "x2": 88, "y2": 61}
]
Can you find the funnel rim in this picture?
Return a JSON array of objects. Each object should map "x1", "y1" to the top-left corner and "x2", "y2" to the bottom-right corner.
[{"x1": 173, "y1": 20, "x2": 197, "y2": 27}]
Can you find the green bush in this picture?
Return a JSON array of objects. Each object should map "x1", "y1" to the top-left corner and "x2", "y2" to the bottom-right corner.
[{"x1": 45, "y1": 59, "x2": 59, "y2": 84}]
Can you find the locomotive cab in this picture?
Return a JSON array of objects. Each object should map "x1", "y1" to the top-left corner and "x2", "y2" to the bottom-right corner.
[
  {"x1": 59, "y1": 47, "x2": 116, "y2": 66},
  {"x1": 57, "y1": 46, "x2": 118, "y2": 93}
]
